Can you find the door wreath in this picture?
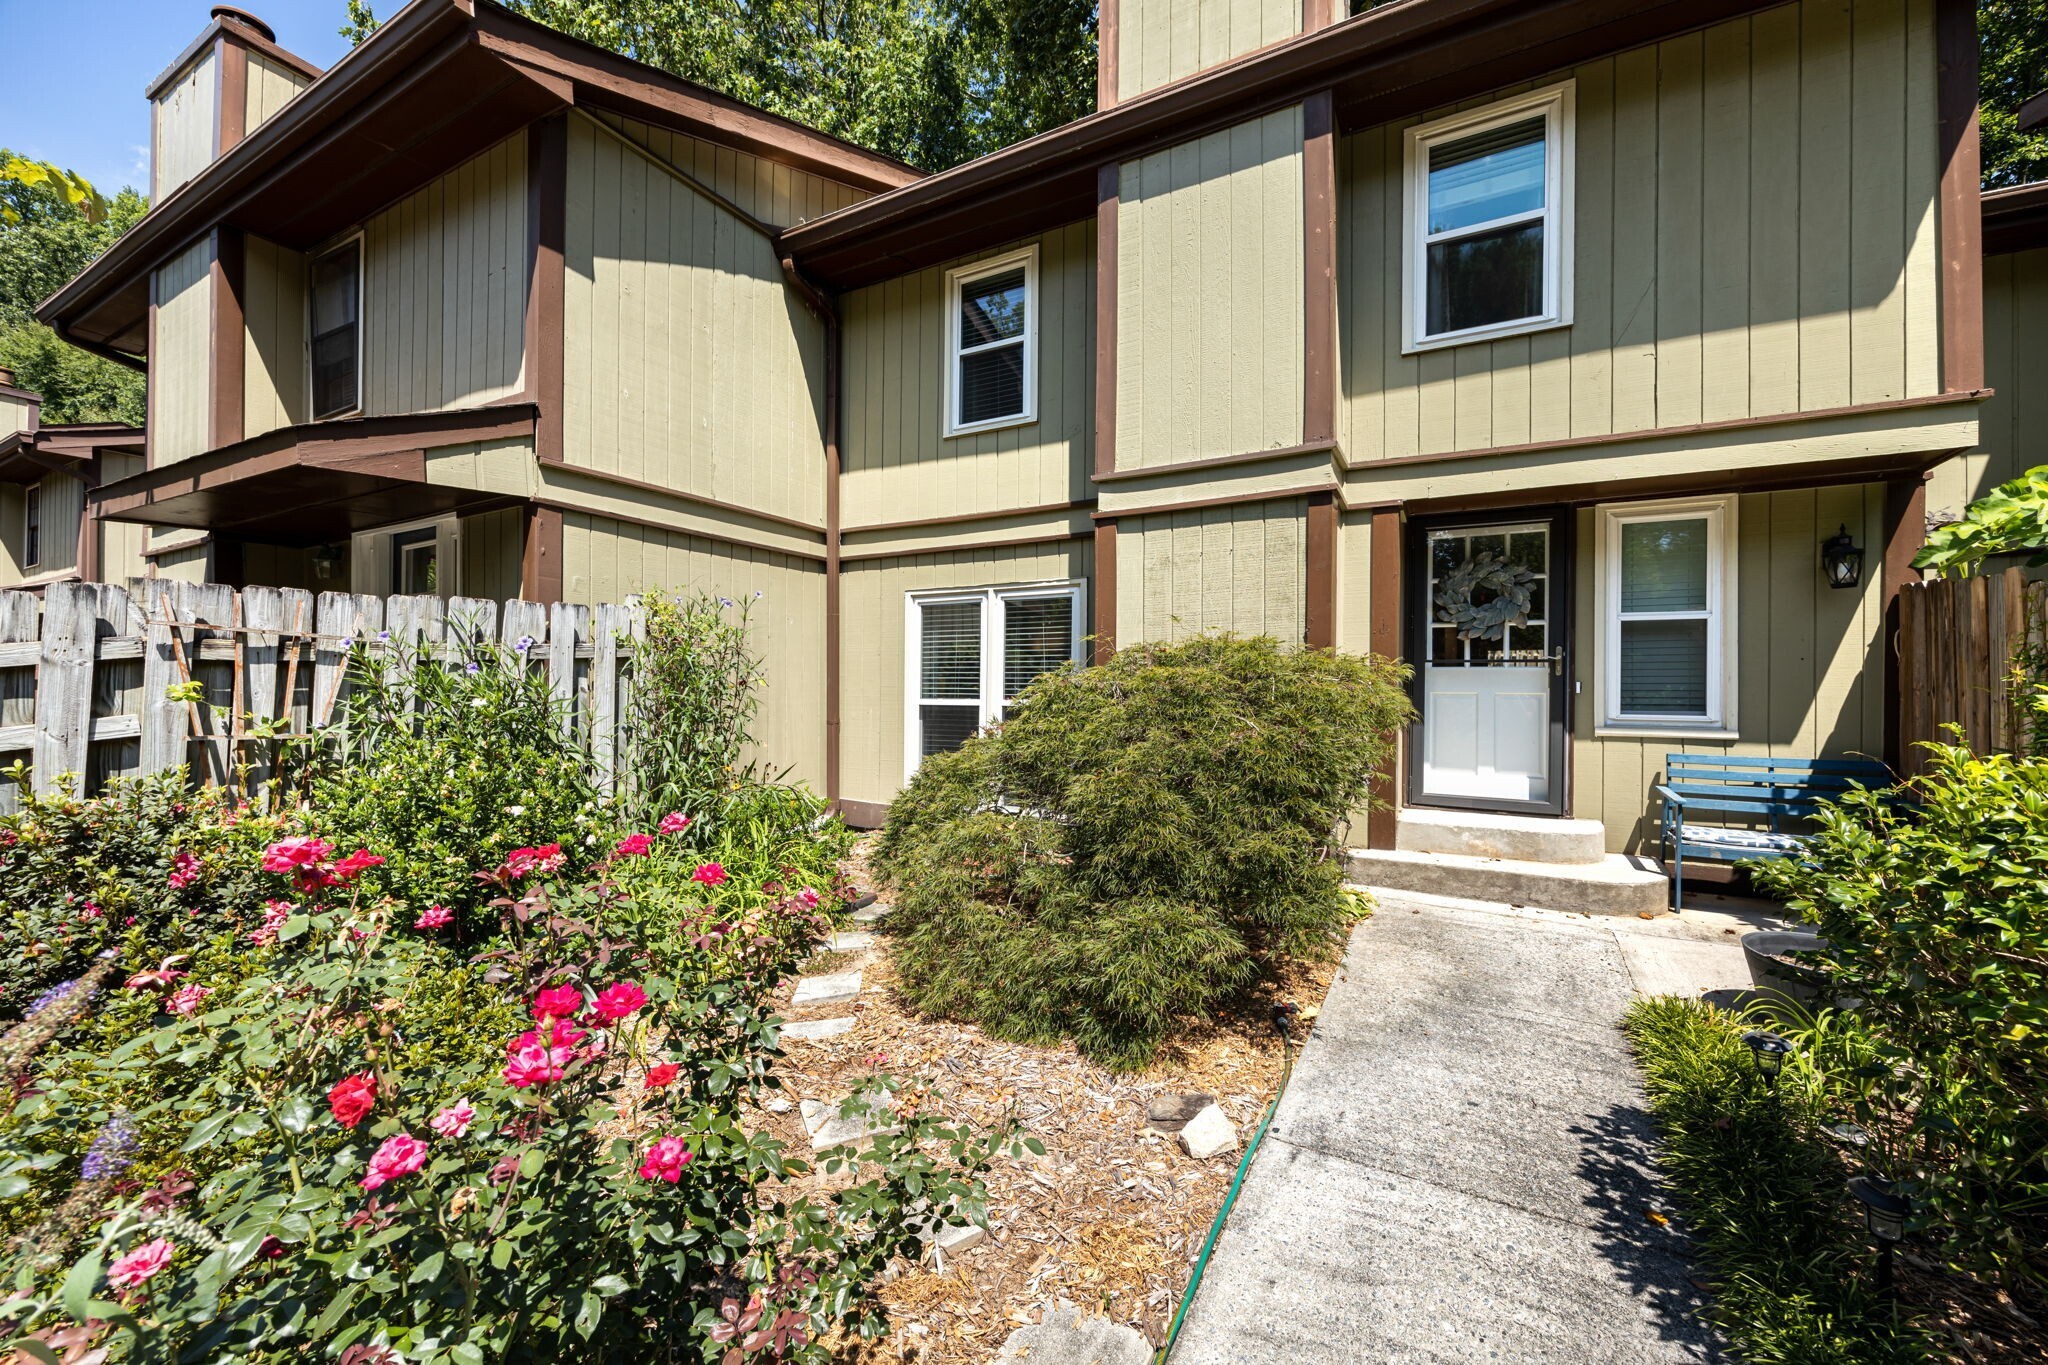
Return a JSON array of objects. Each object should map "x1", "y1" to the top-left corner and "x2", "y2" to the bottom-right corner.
[{"x1": 1433, "y1": 549, "x2": 1536, "y2": 642}]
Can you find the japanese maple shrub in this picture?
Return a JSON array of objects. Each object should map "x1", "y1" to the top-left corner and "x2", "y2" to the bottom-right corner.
[{"x1": 878, "y1": 634, "x2": 1412, "y2": 1068}]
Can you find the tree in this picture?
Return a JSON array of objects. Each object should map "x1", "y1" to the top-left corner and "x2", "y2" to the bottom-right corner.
[
  {"x1": 0, "y1": 155, "x2": 146, "y2": 425},
  {"x1": 1981, "y1": 0, "x2": 2048, "y2": 188}
]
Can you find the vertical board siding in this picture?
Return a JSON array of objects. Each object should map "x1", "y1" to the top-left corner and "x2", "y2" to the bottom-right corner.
[
  {"x1": 592, "y1": 112, "x2": 870, "y2": 227},
  {"x1": 564, "y1": 115, "x2": 828, "y2": 529},
  {"x1": 840, "y1": 225, "x2": 1094, "y2": 526},
  {"x1": 244, "y1": 234, "x2": 307, "y2": 438},
  {"x1": 838, "y1": 539, "x2": 1093, "y2": 806},
  {"x1": 1118, "y1": 108, "x2": 1305, "y2": 470},
  {"x1": 151, "y1": 236, "x2": 215, "y2": 465},
  {"x1": 1117, "y1": 0, "x2": 1301, "y2": 100},
  {"x1": 1570, "y1": 481, "x2": 1888, "y2": 853},
  {"x1": 460, "y1": 507, "x2": 526, "y2": 603},
  {"x1": 361, "y1": 131, "x2": 529, "y2": 418},
  {"x1": 1338, "y1": 0, "x2": 1942, "y2": 462},
  {"x1": 25, "y1": 475, "x2": 85, "y2": 578},
  {"x1": 1115, "y1": 499, "x2": 1307, "y2": 643},
  {"x1": 152, "y1": 48, "x2": 217, "y2": 201},
  {"x1": 244, "y1": 52, "x2": 311, "y2": 134},
  {"x1": 1926, "y1": 247, "x2": 2048, "y2": 519},
  {"x1": 561, "y1": 511, "x2": 828, "y2": 789},
  {"x1": 97, "y1": 453, "x2": 149, "y2": 585}
]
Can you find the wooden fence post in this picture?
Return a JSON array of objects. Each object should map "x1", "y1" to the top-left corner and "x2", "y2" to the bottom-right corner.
[
  {"x1": 548, "y1": 601, "x2": 589, "y2": 740},
  {"x1": 35, "y1": 582, "x2": 100, "y2": 797}
]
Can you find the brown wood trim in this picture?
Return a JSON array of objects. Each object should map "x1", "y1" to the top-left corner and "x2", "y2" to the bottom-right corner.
[
  {"x1": 1092, "y1": 482, "x2": 1336, "y2": 521},
  {"x1": 1094, "y1": 163, "x2": 1119, "y2": 481},
  {"x1": 1350, "y1": 390, "x2": 1992, "y2": 474},
  {"x1": 144, "y1": 285, "x2": 158, "y2": 469},
  {"x1": 148, "y1": 17, "x2": 323, "y2": 102},
  {"x1": 1098, "y1": 0, "x2": 1120, "y2": 110},
  {"x1": 1094, "y1": 438, "x2": 1342, "y2": 484},
  {"x1": 1093, "y1": 518, "x2": 1117, "y2": 664},
  {"x1": 1366, "y1": 504, "x2": 1403, "y2": 849},
  {"x1": 1305, "y1": 490, "x2": 1336, "y2": 648},
  {"x1": 1936, "y1": 0, "x2": 1984, "y2": 394},
  {"x1": 530, "y1": 498, "x2": 828, "y2": 564},
  {"x1": 218, "y1": 37, "x2": 249, "y2": 154},
  {"x1": 1984, "y1": 181, "x2": 2048, "y2": 255},
  {"x1": 839, "y1": 529, "x2": 1092, "y2": 564},
  {"x1": 2021, "y1": 89, "x2": 2048, "y2": 134},
  {"x1": 76, "y1": 487, "x2": 100, "y2": 584},
  {"x1": 1881, "y1": 472, "x2": 1928, "y2": 771},
  {"x1": 554, "y1": 462, "x2": 826, "y2": 535},
  {"x1": 526, "y1": 114, "x2": 568, "y2": 465},
  {"x1": 834, "y1": 798, "x2": 891, "y2": 830},
  {"x1": 520, "y1": 504, "x2": 564, "y2": 602},
  {"x1": 844, "y1": 499, "x2": 1098, "y2": 535},
  {"x1": 1303, "y1": 90, "x2": 1338, "y2": 447},
  {"x1": 822, "y1": 279, "x2": 845, "y2": 805},
  {"x1": 209, "y1": 227, "x2": 245, "y2": 452}
]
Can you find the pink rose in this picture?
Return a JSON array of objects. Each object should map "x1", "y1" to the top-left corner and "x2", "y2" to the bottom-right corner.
[
  {"x1": 359, "y1": 1132, "x2": 429, "y2": 1191},
  {"x1": 795, "y1": 888, "x2": 821, "y2": 909},
  {"x1": 165, "y1": 983, "x2": 211, "y2": 1016},
  {"x1": 515, "y1": 1018, "x2": 588, "y2": 1051},
  {"x1": 328, "y1": 1072, "x2": 378, "y2": 1129},
  {"x1": 589, "y1": 981, "x2": 648, "y2": 1023},
  {"x1": 658, "y1": 812, "x2": 692, "y2": 835},
  {"x1": 614, "y1": 833, "x2": 654, "y2": 858},
  {"x1": 261, "y1": 837, "x2": 332, "y2": 874},
  {"x1": 503, "y1": 1042, "x2": 570, "y2": 1089},
  {"x1": 637, "y1": 1135, "x2": 693, "y2": 1183},
  {"x1": 691, "y1": 862, "x2": 728, "y2": 887},
  {"x1": 167, "y1": 849, "x2": 201, "y2": 891},
  {"x1": 530, "y1": 985, "x2": 583, "y2": 1022},
  {"x1": 414, "y1": 905, "x2": 453, "y2": 931},
  {"x1": 430, "y1": 1101, "x2": 475, "y2": 1139},
  {"x1": 643, "y1": 1063, "x2": 679, "y2": 1090},
  {"x1": 331, "y1": 849, "x2": 385, "y2": 886},
  {"x1": 500, "y1": 844, "x2": 565, "y2": 880},
  {"x1": 107, "y1": 1237, "x2": 175, "y2": 1290}
]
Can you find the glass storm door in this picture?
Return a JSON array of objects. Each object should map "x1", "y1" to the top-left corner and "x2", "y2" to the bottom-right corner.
[{"x1": 1415, "y1": 518, "x2": 1566, "y2": 810}]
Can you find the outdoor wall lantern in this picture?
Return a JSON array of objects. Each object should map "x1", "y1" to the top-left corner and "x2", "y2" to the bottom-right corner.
[
  {"x1": 312, "y1": 545, "x2": 344, "y2": 581},
  {"x1": 1820, "y1": 524, "x2": 1864, "y2": 590},
  {"x1": 1742, "y1": 1030, "x2": 1794, "y2": 1086},
  {"x1": 1847, "y1": 1173, "x2": 1911, "y2": 1293}
]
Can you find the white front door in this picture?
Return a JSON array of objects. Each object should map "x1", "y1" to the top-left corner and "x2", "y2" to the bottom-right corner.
[{"x1": 1420, "y1": 521, "x2": 1558, "y2": 805}]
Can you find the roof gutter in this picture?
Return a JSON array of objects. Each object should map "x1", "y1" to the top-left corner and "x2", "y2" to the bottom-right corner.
[{"x1": 53, "y1": 326, "x2": 147, "y2": 374}]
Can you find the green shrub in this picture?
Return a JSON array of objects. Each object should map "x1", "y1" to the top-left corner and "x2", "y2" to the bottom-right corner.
[
  {"x1": 877, "y1": 634, "x2": 1411, "y2": 1068},
  {"x1": 1751, "y1": 743, "x2": 2048, "y2": 1289},
  {"x1": 619, "y1": 591, "x2": 767, "y2": 835}
]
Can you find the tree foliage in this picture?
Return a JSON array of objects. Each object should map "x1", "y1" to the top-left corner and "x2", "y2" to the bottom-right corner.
[
  {"x1": 1913, "y1": 465, "x2": 2048, "y2": 576},
  {"x1": 1981, "y1": 0, "x2": 2048, "y2": 188}
]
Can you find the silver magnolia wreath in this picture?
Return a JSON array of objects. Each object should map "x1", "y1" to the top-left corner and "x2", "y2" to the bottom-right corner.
[{"x1": 1433, "y1": 549, "x2": 1536, "y2": 642}]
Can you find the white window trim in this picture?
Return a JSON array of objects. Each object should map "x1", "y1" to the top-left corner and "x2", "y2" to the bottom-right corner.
[
  {"x1": 943, "y1": 246, "x2": 1039, "y2": 438},
  {"x1": 1595, "y1": 496, "x2": 1739, "y2": 736},
  {"x1": 1402, "y1": 81, "x2": 1575, "y2": 354},
  {"x1": 350, "y1": 512, "x2": 462, "y2": 599},
  {"x1": 903, "y1": 579, "x2": 1084, "y2": 782},
  {"x1": 21, "y1": 480, "x2": 41, "y2": 571},
  {"x1": 306, "y1": 231, "x2": 366, "y2": 423}
]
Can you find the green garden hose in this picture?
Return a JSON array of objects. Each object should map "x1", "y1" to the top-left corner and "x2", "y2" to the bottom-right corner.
[{"x1": 1155, "y1": 1004, "x2": 1299, "y2": 1364}]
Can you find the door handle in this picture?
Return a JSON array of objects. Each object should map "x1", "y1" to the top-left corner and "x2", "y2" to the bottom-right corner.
[{"x1": 1548, "y1": 647, "x2": 1566, "y2": 677}]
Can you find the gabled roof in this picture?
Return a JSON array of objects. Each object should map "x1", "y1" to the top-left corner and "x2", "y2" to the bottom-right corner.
[{"x1": 0, "y1": 423, "x2": 146, "y2": 485}]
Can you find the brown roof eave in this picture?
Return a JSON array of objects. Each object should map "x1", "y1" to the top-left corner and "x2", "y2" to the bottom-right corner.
[{"x1": 1984, "y1": 181, "x2": 2048, "y2": 256}]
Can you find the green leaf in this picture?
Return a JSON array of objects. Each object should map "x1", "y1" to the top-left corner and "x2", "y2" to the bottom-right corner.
[
  {"x1": 489, "y1": 1240, "x2": 514, "y2": 1271},
  {"x1": 281, "y1": 915, "x2": 312, "y2": 941},
  {"x1": 183, "y1": 1112, "x2": 233, "y2": 1152},
  {"x1": 230, "y1": 1112, "x2": 267, "y2": 1138},
  {"x1": 60, "y1": 1249, "x2": 102, "y2": 1323},
  {"x1": 8, "y1": 1339, "x2": 60, "y2": 1365},
  {"x1": 0, "y1": 1175, "x2": 31, "y2": 1199},
  {"x1": 589, "y1": 1273, "x2": 629, "y2": 1297},
  {"x1": 575, "y1": 1290, "x2": 604, "y2": 1338}
]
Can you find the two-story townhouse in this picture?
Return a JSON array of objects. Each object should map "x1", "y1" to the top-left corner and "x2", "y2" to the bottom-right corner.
[
  {"x1": 0, "y1": 371, "x2": 148, "y2": 589},
  {"x1": 42, "y1": 0, "x2": 1993, "y2": 904}
]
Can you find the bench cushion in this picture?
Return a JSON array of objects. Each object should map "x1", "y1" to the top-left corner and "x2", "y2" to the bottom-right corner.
[{"x1": 1675, "y1": 824, "x2": 1804, "y2": 853}]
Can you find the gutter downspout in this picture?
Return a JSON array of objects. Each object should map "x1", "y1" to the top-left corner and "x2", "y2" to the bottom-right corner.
[{"x1": 781, "y1": 254, "x2": 842, "y2": 810}]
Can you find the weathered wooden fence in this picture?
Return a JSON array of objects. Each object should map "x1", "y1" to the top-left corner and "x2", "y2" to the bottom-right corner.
[
  {"x1": 1898, "y1": 565, "x2": 2048, "y2": 776},
  {"x1": 0, "y1": 579, "x2": 641, "y2": 809}
]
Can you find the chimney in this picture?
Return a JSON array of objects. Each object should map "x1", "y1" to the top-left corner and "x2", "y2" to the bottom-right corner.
[
  {"x1": 0, "y1": 368, "x2": 15, "y2": 388},
  {"x1": 147, "y1": 6, "x2": 318, "y2": 200},
  {"x1": 212, "y1": 6, "x2": 276, "y2": 42}
]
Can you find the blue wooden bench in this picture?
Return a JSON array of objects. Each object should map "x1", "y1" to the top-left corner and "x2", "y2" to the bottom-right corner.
[{"x1": 1655, "y1": 754, "x2": 1893, "y2": 909}]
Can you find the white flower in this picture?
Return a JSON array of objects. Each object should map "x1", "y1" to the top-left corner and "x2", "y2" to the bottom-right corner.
[
  {"x1": 505, "y1": 805, "x2": 526, "y2": 817},
  {"x1": 470, "y1": 698, "x2": 486, "y2": 708}
]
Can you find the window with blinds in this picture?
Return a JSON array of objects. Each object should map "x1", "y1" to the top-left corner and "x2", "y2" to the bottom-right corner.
[
  {"x1": 310, "y1": 238, "x2": 362, "y2": 420},
  {"x1": 907, "y1": 584, "x2": 1082, "y2": 776},
  {"x1": 1405, "y1": 84, "x2": 1572, "y2": 352},
  {"x1": 1601, "y1": 500, "x2": 1735, "y2": 731},
  {"x1": 945, "y1": 248, "x2": 1036, "y2": 435}
]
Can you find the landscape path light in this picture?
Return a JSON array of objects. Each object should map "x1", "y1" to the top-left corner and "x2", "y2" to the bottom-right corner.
[
  {"x1": 1741, "y1": 1030, "x2": 1793, "y2": 1086},
  {"x1": 1847, "y1": 1173, "x2": 1911, "y2": 1295}
]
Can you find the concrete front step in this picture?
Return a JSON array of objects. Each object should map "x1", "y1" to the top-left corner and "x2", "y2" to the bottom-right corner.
[
  {"x1": 1346, "y1": 847, "x2": 1669, "y2": 917},
  {"x1": 1394, "y1": 808, "x2": 1608, "y2": 865}
]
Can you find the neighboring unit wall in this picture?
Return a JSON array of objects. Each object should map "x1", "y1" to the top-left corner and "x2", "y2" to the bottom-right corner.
[
  {"x1": 593, "y1": 113, "x2": 870, "y2": 228},
  {"x1": 153, "y1": 48, "x2": 218, "y2": 201},
  {"x1": 98, "y1": 451, "x2": 149, "y2": 584},
  {"x1": 1118, "y1": 108, "x2": 1304, "y2": 469},
  {"x1": 1927, "y1": 245, "x2": 2048, "y2": 520},
  {"x1": 1116, "y1": 0, "x2": 1300, "y2": 101},
  {"x1": 244, "y1": 234, "x2": 307, "y2": 438},
  {"x1": 360, "y1": 132, "x2": 530, "y2": 417},
  {"x1": 8, "y1": 474, "x2": 87, "y2": 578},
  {"x1": 1115, "y1": 498, "x2": 1307, "y2": 642},
  {"x1": 841, "y1": 224, "x2": 1095, "y2": 526},
  {"x1": 245, "y1": 52, "x2": 311, "y2": 133},
  {"x1": 564, "y1": 115, "x2": 827, "y2": 529},
  {"x1": 1570, "y1": 481, "x2": 1889, "y2": 853},
  {"x1": 151, "y1": 236, "x2": 216, "y2": 465},
  {"x1": 560, "y1": 512, "x2": 828, "y2": 790},
  {"x1": 1340, "y1": 0, "x2": 1942, "y2": 461},
  {"x1": 838, "y1": 539, "x2": 1093, "y2": 807}
]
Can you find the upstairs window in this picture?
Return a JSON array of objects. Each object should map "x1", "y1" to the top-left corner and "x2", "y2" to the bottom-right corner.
[
  {"x1": 945, "y1": 247, "x2": 1036, "y2": 436},
  {"x1": 906, "y1": 582, "x2": 1082, "y2": 778},
  {"x1": 22, "y1": 481, "x2": 40, "y2": 570},
  {"x1": 310, "y1": 237, "x2": 362, "y2": 420},
  {"x1": 1404, "y1": 83, "x2": 1573, "y2": 352}
]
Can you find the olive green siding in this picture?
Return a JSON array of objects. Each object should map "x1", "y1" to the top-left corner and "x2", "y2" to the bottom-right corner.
[
  {"x1": 152, "y1": 48, "x2": 217, "y2": 201},
  {"x1": 564, "y1": 114, "x2": 827, "y2": 529},
  {"x1": 1339, "y1": 0, "x2": 1941, "y2": 462},
  {"x1": 149, "y1": 541, "x2": 213, "y2": 583},
  {"x1": 361, "y1": 132, "x2": 529, "y2": 418},
  {"x1": 1118, "y1": 108, "x2": 1304, "y2": 470},
  {"x1": 1115, "y1": 498, "x2": 1307, "y2": 644},
  {"x1": 1116, "y1": 0, "x2": 1300, "y2": 101},
  {"x1": 560, "y1": 511, "x2": 828, "y2": 790},
  {"x1": 97, "y1": 452, "x2": 149, "y2": 585},
  {"x1": 1570, "y1": 482, "x2": 1888, "y2": 854},
  {"x1": 151, "y1": 236, "x2": 215, "y2": 466},
  {"x1": 0, "y1": 487, "x2": 23, "y2": 583},
  {"x1": 840, "y1": 225, "x2": 1094, "y2": 527},
  {"x1": 237, "y1": 542, "x2": 323, "y2": 590},
  {"x1": 592, "y1": 112, "x2": 870, "y2": 227},
  {"x1": 0, "y1": 393, "x2": 32, "y2": 441},
  {"x1": 460, "y1": 507, "x2": 526, "y2": 602},
  {"x1": 1927, "y1": 247, "x2": 2048, "y2": 520},
  {"x1": 245, "y1": 52, "x2": 311, "y2": 133},
  {"x1": 244, "y1": 233, "x2": 307, "y2": 438},
  {"x1": 6, "y1": 473, "x2": 86, "y2": 578},
  {"x1": 838, "y1": 539, "x2": 1093, "y2": 808}
]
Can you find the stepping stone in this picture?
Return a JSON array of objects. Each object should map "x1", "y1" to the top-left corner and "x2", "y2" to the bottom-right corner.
[
  {"x1": 828, "y1": 930, "x2": 875, "y2": 952},
  {"x1": 800, "y1": 1097, "x2": 902, "y2": 1151},
  {"x1": 995, "y1": 1304, "x2": 1153, "y2": 1365},
  {"x1": 783, "y1": 1016, "x2": 856, "y2": 1043},
  {"x1": 1146, "y1": 1091, "x2": 1217, "y2": 1134},
  {"x1": 1177, "y1": 1102, "x2": 1239, "y2": 1160},
  {"x1": 920, "y1": 1220, "x2": 986, "y2": 1266},
  {"x1": 851, "y1": 902, "x2": 893, "y2": 923},
  {"x1": 792, "y1": 970, "x2": 861, "y2": 1006}
]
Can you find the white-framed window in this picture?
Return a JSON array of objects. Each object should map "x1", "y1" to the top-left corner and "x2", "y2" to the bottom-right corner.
[
  {"x1": 1597, "y1": 497, "x2": 1738, "y2": 735},
  {"x1": 1403, "y1": 81, "x2": 1574, "y2": 353},
  {"x1": 351, "y1": 514, "x2": 460, "y2": 599},
  {"x1": 904, "y1": 580, "x2": 1084, "y2": 779},
  {"x1": 22, "y1": 481, "x2": 41, "y2": 570},
  {"x1": 308, "y1": 234, "x2": 363, "y2": 420},
  {"x1": 944, "y1": 247, "x2": 1037, "y2": 437}
]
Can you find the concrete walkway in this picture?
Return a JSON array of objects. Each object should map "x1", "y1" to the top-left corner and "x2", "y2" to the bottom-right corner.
[{"x1": 1169, "y1": 893, "x2": 1784, "y2": 1365}]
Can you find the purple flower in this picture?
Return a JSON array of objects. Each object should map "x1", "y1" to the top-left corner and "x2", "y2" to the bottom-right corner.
[
  {"x1": 25, "y1": 977, "x2": 88, "y2": 1019},
  {"x1": 515, "y1": 635, "x2": 535, "y2": 654},
  {"x1": 81, "y1": 1114, "x2": 137, "y2": 1181}
]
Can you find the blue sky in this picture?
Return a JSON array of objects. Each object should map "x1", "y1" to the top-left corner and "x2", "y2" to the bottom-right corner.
[{"x1": 0, "y1": 0, "x2": 356, "y2": 197}]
